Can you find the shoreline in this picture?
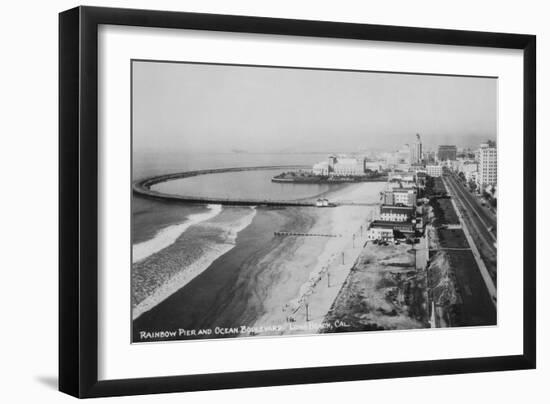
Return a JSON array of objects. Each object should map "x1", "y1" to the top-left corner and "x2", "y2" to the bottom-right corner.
[
  {"x1": 132, "y1": 181, "x2": 386, "y2": 342},
  {"x1": 245, "y1": 182, "x2": 386, "y2": 337}
]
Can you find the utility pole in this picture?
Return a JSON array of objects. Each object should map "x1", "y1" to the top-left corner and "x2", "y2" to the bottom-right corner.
[
  {"x1": 327, "y1": 271, "x2": 331, "y2": 288},
  {"x1": 341, "y1": 252, "x2": 345, "y2": 265},
  {"x1": 305, "y1": 303, "x2": 310, "y2": 322},
  {"x1": 413, "y1": 241, "x2": 417, "y2": 270}
]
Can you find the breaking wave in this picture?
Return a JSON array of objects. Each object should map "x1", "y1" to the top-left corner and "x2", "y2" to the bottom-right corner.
[
  {"x1": 132, "y1": 204, "x2": 223, "y2": 264},
  {"x1": 133, "y1": 206, "x2": 256, "y2": 320}
]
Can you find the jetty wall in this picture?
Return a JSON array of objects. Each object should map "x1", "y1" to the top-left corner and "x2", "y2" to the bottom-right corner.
[{"x1": 132, "y1": 165, "x2": 316, "y2": 207}]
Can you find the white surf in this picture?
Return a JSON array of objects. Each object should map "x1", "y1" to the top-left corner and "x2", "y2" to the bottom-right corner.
[{"x1": 132, "y1": 204, "x2": 223, "y2": 264}]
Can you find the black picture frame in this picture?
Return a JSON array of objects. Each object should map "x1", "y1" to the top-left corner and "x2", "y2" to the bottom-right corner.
[{"x1": 59, "y1": 5, "x2": 536, "y2": 398}]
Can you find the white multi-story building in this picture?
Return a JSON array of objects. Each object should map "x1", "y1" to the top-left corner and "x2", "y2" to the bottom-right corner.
[
  {"x1": 426, "y1": 164, "x2": 442, "y2": 177},
  {"x1": 477, "y1": 143, "x2": 497, "y2": 188},
  {"x1": 312, "y1": 156, "x2": 365, "y2": 177},
  {"x1": 393, "y1": 188, "x2": 417, "y2": 206},
  {"x1": 328, "y1": 156, "x2": 365, "y2": 176}
]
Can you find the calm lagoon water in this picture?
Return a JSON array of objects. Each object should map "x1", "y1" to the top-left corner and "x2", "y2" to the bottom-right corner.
[{"x1": 151, "y1": 168, "x2": 342, "y2": 201}]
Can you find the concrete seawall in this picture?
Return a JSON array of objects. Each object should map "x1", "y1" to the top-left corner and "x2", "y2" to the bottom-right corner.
[{"x1": 132, "y1": 165, "x2": 316, "y2": 207}]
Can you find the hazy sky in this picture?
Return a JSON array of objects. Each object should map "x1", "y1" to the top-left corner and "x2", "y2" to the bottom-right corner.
[{"x1": 132, "y1": 60, "x2": 497, "y2": 154}]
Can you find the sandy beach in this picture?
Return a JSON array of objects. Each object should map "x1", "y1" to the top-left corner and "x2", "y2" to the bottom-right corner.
[{"x1": 247, "y1": 181, "x2": 387, "y2": 336}]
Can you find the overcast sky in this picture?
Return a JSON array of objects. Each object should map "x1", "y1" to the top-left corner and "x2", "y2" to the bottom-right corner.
[{"x1": 132, "y1": 60, "x2": 497, "y2": 154}]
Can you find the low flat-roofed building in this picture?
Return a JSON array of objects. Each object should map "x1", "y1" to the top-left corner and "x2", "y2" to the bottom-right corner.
[
  {"x1": 379, "y1": 205, "x2": 414, "y2": 222},
  {"x1": 367, "y1": 220, "x2": 415, "y2": 241},
  {"x1": 367, "y1": 225, "x2": 394, "y2": 242}
]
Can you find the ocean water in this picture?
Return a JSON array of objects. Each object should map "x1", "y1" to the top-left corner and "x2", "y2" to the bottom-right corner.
[
  {"x1": 132, "y1": 152, "x2": 330, "y2": 318},
  {"x1": 132, "y1": 204, "x2": 257, "y2": 319},
  {"x1": 131, "y1": 151, "x2": 378, "y2": 336}
]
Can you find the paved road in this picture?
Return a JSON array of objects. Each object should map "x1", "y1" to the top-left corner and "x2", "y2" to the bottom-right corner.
[
  {"x1": 442, "y1": 172, "x2": 497, "y2": 283},
  {"x1": 446, "y1": 172, "x2": 496, "y2": 238}
]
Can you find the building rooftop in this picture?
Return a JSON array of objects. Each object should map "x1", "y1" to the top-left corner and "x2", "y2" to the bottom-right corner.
[
  {"x1": 369, "y1": 220, "x2": 415, "y2": 230},
  {"x1": 380, "y1": 205, "x2": 414, "y2": 213}
]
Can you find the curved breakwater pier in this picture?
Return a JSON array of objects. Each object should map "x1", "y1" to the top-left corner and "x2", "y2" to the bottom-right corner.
[{"x1": 132, "y1": 165, "x2": 318, "y2": 207}]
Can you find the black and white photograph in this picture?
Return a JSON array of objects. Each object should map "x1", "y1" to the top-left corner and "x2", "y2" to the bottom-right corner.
[
  {"x1": 131, "y1": 60, "x2": 498, "y2": 343},
  {"x1": 0, "y1": 0, "x2": 544, "y2": 401}
]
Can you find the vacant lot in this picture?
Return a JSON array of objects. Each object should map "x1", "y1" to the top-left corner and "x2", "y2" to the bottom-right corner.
[{"x1": 323, "y1": 243, "x2": 428, "y2": 333}]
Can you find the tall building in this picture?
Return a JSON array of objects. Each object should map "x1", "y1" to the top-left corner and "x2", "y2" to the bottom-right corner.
[
  {"x1": 410, "y1": 133, "x2": 423, "y2": 164},
  {"x1": 477, "y1": 143, "x2": 497, "y2": 188},
  {"x1": 437, "y1": 145, "x2": 457, "y2": 161}
]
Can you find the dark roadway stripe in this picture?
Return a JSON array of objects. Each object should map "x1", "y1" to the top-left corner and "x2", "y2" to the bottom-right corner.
[
  {"x1": 444, "y1": 177, "x2": 497, "y2": 256},
  {"x1": 446, "y1": 176, "x2": 497, "y2": 242},
  {"x1": 449, "y1": 174, "x2": 496, "y2": 230}
]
